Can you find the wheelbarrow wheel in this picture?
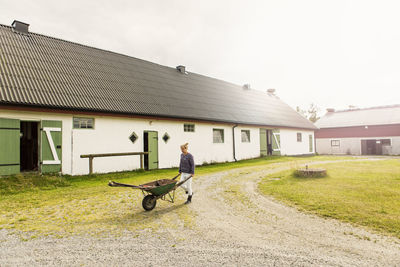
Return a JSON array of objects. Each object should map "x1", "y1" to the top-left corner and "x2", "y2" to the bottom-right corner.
[{"x1": 142, "y1": 195, "x2": 157, "y2": 211}]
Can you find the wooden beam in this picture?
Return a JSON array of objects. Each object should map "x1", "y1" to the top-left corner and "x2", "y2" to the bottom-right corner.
[
  {"x1": 89, "y1": 156, "x2": 93, "y2": 175},
  {"x1": 80, "y1": 152, "x2": 149, "y2": 175},
  {"x1": 80, "y1": 152, "x2": 148, "y2": 158}
]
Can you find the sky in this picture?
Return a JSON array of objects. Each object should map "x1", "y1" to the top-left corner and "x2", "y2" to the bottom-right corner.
[{"x1": 2, "y1": 0, "x2": 400, "y2": 116}]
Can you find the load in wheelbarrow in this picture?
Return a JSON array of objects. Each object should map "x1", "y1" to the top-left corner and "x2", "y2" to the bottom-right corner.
[{"x1": 108, "y1": 174, "x2": 191, "y2": 211}]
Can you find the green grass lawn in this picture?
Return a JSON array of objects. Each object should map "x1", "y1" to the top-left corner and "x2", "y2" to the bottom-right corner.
[
  {"x1": 0, "y1": 155, "x2": 354, "y2": 238},
  {"x1": 259, "y1": 159, "x2": 400, "y2": 238}
]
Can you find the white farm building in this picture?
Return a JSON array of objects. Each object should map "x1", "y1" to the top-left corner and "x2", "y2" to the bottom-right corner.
[
  {"x1": 315, "y1": 105, "x2": 400, "y2": 155},
  {"x1": 0, "y1": 21, "x2": 317, "y2": 176}
]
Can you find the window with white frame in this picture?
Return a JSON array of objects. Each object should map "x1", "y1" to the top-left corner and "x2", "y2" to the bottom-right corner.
[
  {"x1": 381, "y1": 139, "x2": 391, "y2": 146},
  {"x1": 213, "y1": 129, "x2": 224, "y2": 143},
  {"x1": 184, "y1": 123, "x2": 195, "y2": 132},
  {"x1": 331, "y1": 140, "x2": 340, "y2": 147},
  {"x1": 241, "y1": 130, "x2": 250, "y2": 142},
  {"x1": 73, "y1": 117, "x2": 94, "y2": 129},
  {"x1": 297, "y1": 132, "x2": 302, "y2": 142}
]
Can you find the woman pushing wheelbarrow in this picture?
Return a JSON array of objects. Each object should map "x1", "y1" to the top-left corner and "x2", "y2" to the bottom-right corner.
[
  {"x1": 179, "y1": 143, "x2": 195, "y2": 204},
  {"x1": 108, "y1": 143, "x2": 195, "y2": 210}
]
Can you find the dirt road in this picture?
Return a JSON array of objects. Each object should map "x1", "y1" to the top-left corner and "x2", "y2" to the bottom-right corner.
[{"x1": 1, "y1": 160, "x2": 400, "y2": 266}]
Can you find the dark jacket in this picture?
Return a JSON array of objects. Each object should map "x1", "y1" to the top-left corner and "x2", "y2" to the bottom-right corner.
[{"x1": 179, "y1": 153, "x2": 195, "y2": 174}]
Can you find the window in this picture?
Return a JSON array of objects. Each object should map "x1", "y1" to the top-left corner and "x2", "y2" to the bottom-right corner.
[
  {"x1": 162, "y1": 132, "x2": 170, "y2": 143},
  {"x1": 297, "y1": 133, "x2": 302, "y2": 142},
  {"x1": 331, "y1": 140, "x2": 340, "y2": 147},
  {"x1": 73, "y1": 117, "x2": 94, "y2": 129},
  {"x1": 213, "y1": 129, "x2": 224, "y2": 143},
  {"x1": 241, "y1": 130, "x2": 250, "y2": 142},
  {"x1": 184, "y1": 124, "x2": 195, "y2": 132},
  {"x1": 129, "y1": 132, "x2": 138, "y2": 144},
  {"x1": 381, "y1": 139, "x2": 391, "y2": 146}
]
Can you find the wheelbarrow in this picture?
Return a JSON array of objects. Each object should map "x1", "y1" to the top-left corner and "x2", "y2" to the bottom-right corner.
[{"x1": 108, "y1": 174, "x2": 192, "y2": 211}]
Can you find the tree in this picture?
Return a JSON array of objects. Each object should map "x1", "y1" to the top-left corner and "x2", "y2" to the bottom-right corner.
[
  {"x1": 307, "y1": 103, "x2": 320, "y2": 123},
  {"x1": 296, "y1": 103, "x2": 320, "y2": 123},
  {"x1": 296, "y1": 106, "x2": 307, "y2": 118}
]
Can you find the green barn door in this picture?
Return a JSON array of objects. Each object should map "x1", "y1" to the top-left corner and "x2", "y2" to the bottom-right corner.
[
  {"x1": 148, "y1": 131, "x2": 158, "y2": 170},
  {"x1": 0, "y1": 118, "x2": 20, "y2": 175},
  {"x1": 41, "y1": 120, "x2": 62, "y2": 173},
  {"x1": 272, "y1": 129, "x2": 281, "y2": 155},
  {"x1": 259, "y1": 129, "x2": 267, "y2": 156}
]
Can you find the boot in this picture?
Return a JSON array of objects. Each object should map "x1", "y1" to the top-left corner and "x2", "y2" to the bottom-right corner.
[{"x1": 185, "y1": 194, "x2": 192, "y2": 204}]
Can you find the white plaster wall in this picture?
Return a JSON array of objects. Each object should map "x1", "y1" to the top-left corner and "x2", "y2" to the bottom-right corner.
[
  {"x1": 71, "y1": 116, "x2": 144, "y2": 175},
  {"x1": 0, "y1": 109, "x2": 73, "y2": 174},
  {"x1": 71, "y1": 116, "x2": 253, "y2": 175},
  {"x1": 316, "y1": 138, "x2": 360, "y2": 155},
  {"x1": 316, "y1": 137, "x2": 400, "y2": 155},
  {"x1": 391, "y1": 137, "x2": 400, "y2": 155},
  {"x1": 1, "y1": 109, "x2": 316, "y2": 175},
  {"x1": 280, "y1": 129, "x2": 315, "y2": 155},
  {"x1": 1, "y1": 109, "x2": 248, "y2": 175},
  {"x1": 234, "y1": 126, "x2": 260, "y2": 160}
]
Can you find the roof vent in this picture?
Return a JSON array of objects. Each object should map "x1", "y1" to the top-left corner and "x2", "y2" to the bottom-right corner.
[
  {"x1": 243, "y1": 84, "x2": 251, "y2": 90},
  {"x1": 176, "y1": 65, "x2": 186, "y2": 74},
  {"x1": 12, "y1": 20, "x2": 29, "y2": 34},
  {"x1": 267, "y1": 88, "x2": 276, "y2": 95},
  {"x1": 326, "y1": 108, "x2": 335, "y2": 113}
]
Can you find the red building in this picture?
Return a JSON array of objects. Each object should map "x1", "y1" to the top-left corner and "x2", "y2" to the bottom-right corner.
[{"x1": 315, "y1": 105, "x2": 400, "y2": 155}]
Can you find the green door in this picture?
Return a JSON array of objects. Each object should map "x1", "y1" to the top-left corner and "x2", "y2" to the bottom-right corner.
[
  {"x1": 41, "y1": 120, "x2": 62, "y2": 173},
  {"x1": 259, "y1": 129, "x2": 267, "y2": 156},
  {"x1": 272, "y1": 129, "x2": 281, "y2": 155},
  {"x1": 0, "y1": 118, "x2": 20, "y2": 175},
  {"x1": 148, "y1": 131, "x2": 158, "y2": 170},
  {"x1": 309, "y1": 134, "x2": 313, "y2": 153}
]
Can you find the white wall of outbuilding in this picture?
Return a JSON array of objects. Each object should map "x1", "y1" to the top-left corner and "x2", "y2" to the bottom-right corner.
[
  {"x1": 71, "y1": 117, "x2": 250, "y2": 175},
  {"x1": 316, "y1": 137, "x2": 400, "y2": 155},
  {"x1": 280, "y1": 129, "x2": 315, "y2": 155},
  {"x1": 0, "y1": 109, "x2": 74, "y2": 173},
  {"x1": 1, "y1": 109, "x2": 315, "y2": 175}
]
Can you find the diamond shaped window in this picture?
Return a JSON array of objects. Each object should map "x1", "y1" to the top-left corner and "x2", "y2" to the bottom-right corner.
[
  {"x1": 162, "y1": 133, "x2": 170, "y2": 143},
  {"x1": 129, "y1": 132, "x2": 138, "y2": 144}
]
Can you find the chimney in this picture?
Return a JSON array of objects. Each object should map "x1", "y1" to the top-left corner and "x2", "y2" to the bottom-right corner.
[
  {"x1": 267, "y1": 88, "x2": 276, "y2": 95},
  {"x1": 326, "y1": 108, "x2": 335, "y2": 113},
  {"x1": 176, "y1": 65, "x2": 186, "y2": 74},
  {"x1": 243, "y1": 84, "x2": 251, "y2": 90},
  {"x1": 12, "y1": 20, "x2": 29, "y2": 34}
]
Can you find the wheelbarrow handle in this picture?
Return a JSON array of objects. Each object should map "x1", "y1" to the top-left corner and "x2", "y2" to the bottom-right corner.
[
  {"x1": 172, "y1": 173, "x2": 181, "y2": 180},
  {"x1": 175, "y1": 175, "x2": 193, "y2": 187},
  {"x1": 108, "y1": 180, "x2": 141, "y2": 189}
]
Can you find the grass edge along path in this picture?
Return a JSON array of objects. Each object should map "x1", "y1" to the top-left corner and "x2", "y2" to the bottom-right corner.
[
  {"x1": 0, "y1": 155, "x2": 356, "y2": 238},
  {"x1": 258, "y1": 159, "x2": 400, "y2": 239},
  {"x1": 0, "y1": 155, "x2": 357, "y2": 196}
]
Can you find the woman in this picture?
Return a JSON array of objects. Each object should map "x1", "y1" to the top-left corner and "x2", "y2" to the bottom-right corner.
[{"x1": 179, "y1": 143, "x2": 194, "y2": 204}]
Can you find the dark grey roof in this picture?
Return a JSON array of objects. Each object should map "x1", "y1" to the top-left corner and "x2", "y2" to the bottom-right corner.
[
  {"x1": 316, "y1": 105, "x2": 400, "y2": 128},
  {"x1": 0, "y1": 24, "x2": 316, "y2": 130}
]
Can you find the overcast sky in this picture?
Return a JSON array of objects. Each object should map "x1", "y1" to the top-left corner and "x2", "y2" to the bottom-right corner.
[{"x1": 2, "y1": 0, "x2": 400, "y2": 115}]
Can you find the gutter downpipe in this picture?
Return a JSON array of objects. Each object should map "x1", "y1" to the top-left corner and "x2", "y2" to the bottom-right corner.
[{"x1": 232, "y1": 124, "x2": 238, "y2": 161}]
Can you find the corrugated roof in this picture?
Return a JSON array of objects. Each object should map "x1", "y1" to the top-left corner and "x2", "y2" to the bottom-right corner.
[
  {"x1": 0, "y1": 23, "x2": 316, "y2": 130},
  {"x1": 316, "y1": 105, "x2": 400, "y2": 128}
]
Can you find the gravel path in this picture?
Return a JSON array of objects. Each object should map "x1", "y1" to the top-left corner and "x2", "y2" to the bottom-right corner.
[{"x1": 1, "y1": 159, "x2": 400, "y2": 266}]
